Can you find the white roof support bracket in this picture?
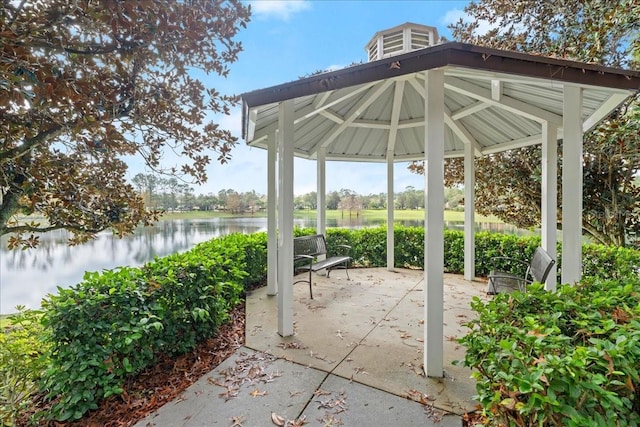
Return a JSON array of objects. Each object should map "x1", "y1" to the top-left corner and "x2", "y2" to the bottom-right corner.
[
  {"x1": 386, "y1": 80, "x2": 405, "y2": 156},
  {"x1": 320, "y1": 79, "x2": 394, "y2": 149},
  {"x1": 582, "y1": 92, "x2": 632, "y2": 132},
  {"x1": 444, "y1": 107, "x2": 482, "y2": 156},
  {"x1": 445, "y1": 76, "x2": 563, "y2": 126},
  {"x1": 451, "y1": 101, "x2": 490, "y2": 120},
  {"x1": 491, "y1": 79, "x2": 502, "y2": 101}
]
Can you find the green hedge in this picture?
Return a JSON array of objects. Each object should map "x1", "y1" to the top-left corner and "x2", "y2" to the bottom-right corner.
[
  {"x1": 39, "y1": 232, "x2": 266, "y2": 421},
  {"x1": 318, "y1": 226, "x2": 639, "y2": 281},
  {"x1": 457, "y1": 278, "x2": 640, "y2": 426},
  {"x1": 6, "y1": 226, "x2": 639, "y2": 423}
]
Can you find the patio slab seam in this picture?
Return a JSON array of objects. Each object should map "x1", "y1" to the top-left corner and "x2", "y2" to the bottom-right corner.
[{"x1": 245, "y1": 273, "x2": 451, "y2": 419}]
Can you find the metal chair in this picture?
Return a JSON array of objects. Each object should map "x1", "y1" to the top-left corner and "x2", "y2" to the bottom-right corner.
[{"x1": 487, "y1": 247, "x2": 555, "y2": 294}]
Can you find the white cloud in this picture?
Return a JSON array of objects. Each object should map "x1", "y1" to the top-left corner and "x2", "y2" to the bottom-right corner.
[
  {"x1": 441, "y1": 8, "x2": 497, "y2": 38},
  {"x1": 249, "y1": 0, "x2": 311, "y2": 21},
  {"x1": 441, "y1": 8, "x2": 466, "y2": 28}
]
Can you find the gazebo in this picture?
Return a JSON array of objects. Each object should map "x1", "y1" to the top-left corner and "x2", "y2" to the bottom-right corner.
[{"x1": 240, "y1": 23, "x2": 640, "y2": 377}]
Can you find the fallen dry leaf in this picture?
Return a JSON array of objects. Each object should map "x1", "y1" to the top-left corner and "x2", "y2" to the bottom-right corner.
[
  {"x1": 319, "y1": 413, "x2": 344, "y2": 426},
  {"x1": 230, "y1": 415, "x2": 246, "y2": 426},
  {"x1": 278, "y1": 341, "x2": 307, "y2": 350},
  {"x1": 250, "y1": 388, "x2": 267, "y2": 397},
  {"x1": 271, "y1": 412, "x2": 285, "y2": 426},
  {"x1": 354, "y1": 367, "x2": 369, "y2": 375},
  {"x1": 407, "y1": 389, "x2": 435, "y2": 405}
]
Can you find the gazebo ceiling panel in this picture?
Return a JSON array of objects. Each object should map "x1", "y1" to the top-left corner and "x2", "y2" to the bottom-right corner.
[{"x1": 242, "y1": 42, "x2": 639, "y2": 162}]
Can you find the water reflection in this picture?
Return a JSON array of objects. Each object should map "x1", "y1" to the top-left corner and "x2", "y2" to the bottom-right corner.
[
  {"x1": 0, "y1": 217, "x2": 526, "y2": 313},
  {"x1": 0, "y1": 218, "x2": 270, "y2": 313}
]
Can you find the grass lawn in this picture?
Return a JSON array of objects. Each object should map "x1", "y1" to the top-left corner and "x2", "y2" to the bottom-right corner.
[
  {"x1": 1, "y1": 314, "x2": 11, "y2": 328},
  {"x1": 163, "y1": 209, "x2": 502, "y2": 223}
]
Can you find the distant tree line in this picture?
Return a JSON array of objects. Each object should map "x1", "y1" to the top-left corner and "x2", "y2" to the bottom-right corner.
[
  {"x1": 132, "y1": 174, "x2": 464, "y2": 213},
  {"x1": 132, "y1": 174, "x2": 265, "y2": 213}
]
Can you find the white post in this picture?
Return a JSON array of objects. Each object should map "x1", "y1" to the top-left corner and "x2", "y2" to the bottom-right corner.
[
  {"x1": 541, "y1": 122, "x2": 558, "y2": 291},
  {"x1": 317, "y1": 148, "x2": 326, "y2": 237},
  {"x1": 423, "y1": 69, "x2": 445, "y2": 378},
  {"x1": 463, "y1": 141, "x2": 475, "y2": 281},
  {"x1": 277, "y1": 100, "x2": 295, "y2": 337},
  {"x1": 387, "y1": 156, "x2": 395, "y2": 271},
  {"x1": 562, "y1": 86, "x2": 583, "y2": 285},
  {"x1": 267, "y1": 133, "x2": 278, "y2": 295}
]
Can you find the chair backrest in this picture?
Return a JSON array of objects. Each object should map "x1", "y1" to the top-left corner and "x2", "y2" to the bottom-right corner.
[
  {"x1": 528, "y1": 247, "x2": 556, "y2": 283},
  {"x1": 293, "y1": 234, "x2": 327, "y2": 257}
]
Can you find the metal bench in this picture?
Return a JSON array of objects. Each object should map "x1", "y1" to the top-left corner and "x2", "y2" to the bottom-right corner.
[
  {"x1": 487, "y1": 246, "x2": 555, "y2": 294},
  {"x1": 293, "y1": 234, "x2": 351, "y2": 299}
]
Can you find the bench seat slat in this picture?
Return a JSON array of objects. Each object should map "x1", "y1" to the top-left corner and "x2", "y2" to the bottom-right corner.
[{"x1": 297, "y1": 256, "x2": 351, "y2": 272}]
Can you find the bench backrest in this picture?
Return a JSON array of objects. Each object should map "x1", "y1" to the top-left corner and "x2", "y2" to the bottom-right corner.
[
  {"x1": 529, "y1": 247, "x2": 556, "y2": 283},
  {"x1": 294, "y1": 234, "x2": 327, "y2": 258}
]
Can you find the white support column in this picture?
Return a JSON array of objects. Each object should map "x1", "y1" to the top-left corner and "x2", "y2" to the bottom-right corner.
[
  {"x1": 317, "y1": 148, "x2": 327, "y2": 237},
  {"x1": 277, "y1": 100, "x2": 295, "y2": 337},
  {"x1": 387, "y1": 156, "x2": 395, "y2": 271},
  {"x1": 267, "y1": 133, "x2": 278, "y2": 295},
  {"x1": 541, "y1": 122, "x2": 558, "y2": 291},
  {"x1": 562, "y1": 86, "x2": 583, "y2": 285},
  {"x1": 464, "y1": 141, "x2": 475, "y2": 281},
  {"x1": 423, "y1": 69, "x2": 445, "y2": 378}
]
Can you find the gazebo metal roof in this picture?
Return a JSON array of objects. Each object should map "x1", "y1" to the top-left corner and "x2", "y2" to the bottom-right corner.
[{"x1": 242, "y1": 42, "x2": 639, "y2": 162}]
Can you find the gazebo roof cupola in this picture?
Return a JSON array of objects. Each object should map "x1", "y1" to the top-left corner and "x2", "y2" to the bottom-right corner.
[{"x1": 365, "y1": 22, "x2": 440, "y2": 61}]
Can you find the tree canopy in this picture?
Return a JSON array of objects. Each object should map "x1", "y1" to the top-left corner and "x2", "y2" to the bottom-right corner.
[
  {"x1": 0, "y1": 0, "x2": 251, "y2": 248},
  {"x1": 412, "y1": 0, "x2": 640, "y2": 247}
]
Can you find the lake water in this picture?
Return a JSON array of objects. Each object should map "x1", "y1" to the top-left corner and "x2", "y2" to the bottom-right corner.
[{"x1": 0, "y1": 216, "x2": 526, "y2": 314}]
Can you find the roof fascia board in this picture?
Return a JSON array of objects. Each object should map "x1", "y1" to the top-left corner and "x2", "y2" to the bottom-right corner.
[
  {"x1": 241, "y1": 42, "x2": 640, "y2": 110},
  {"x1": 445, "y1": 43, "x2": 640, "y2": 91}
]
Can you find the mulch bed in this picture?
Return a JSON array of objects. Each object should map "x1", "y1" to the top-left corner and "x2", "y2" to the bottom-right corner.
[{"x1": 19, "y1": 304, "x2": 246, "y2": 427}]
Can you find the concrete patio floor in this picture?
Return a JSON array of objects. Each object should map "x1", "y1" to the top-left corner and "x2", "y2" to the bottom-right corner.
[
  {"x1": 135, "y1": 267, "x2": 490, "y2": 426},
  {"x1": 246, "y1": 267, "x2": 490, "y2": 416}
]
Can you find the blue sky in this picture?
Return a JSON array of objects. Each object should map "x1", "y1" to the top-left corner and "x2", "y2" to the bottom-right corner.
[{"x1": 131, "y1": 0, "x2": 472, "y2": 196}]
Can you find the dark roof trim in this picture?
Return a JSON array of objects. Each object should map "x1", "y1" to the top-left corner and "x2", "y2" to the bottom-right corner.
[{"x1": 241, "y1": 42, "x2": 640, "y2": 109}]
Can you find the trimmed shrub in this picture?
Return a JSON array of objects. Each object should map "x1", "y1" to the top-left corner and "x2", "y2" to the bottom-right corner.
[
  {"x1": 0, "y1": 308, "x2": 50, "y2": 426},
  {"x1": 14, "y1": 226, "x2": 640, "y2": 422},
  {"x1": 457, "y1": 277, "x2": 640, "y2": 426},
  {"x1": 39, "y1": 233, "x2": 261, "y2": 421}
]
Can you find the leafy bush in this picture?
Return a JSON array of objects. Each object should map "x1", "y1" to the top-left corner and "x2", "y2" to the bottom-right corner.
[
  {"x1": 457, "y1": 278, "x2": 640, "y2": 426},
  {"x1": 10, "y1": 226, "x2": 640, "y2": 422},
  {"x1": 39, "y1": 233, "x2": 261, "y2": 421},
  {"x1": 583, "y1": 243, "x2": 640, "y2": 280},
  {"x1": 0, "y1": 308, "x2": 50, "y2": 426},
  {"x1": 41, "y1": 267, "x2": 163, "y2": 421}
]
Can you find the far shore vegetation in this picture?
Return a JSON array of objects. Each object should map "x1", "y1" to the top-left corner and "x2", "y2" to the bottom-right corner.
[{"x1": 160, "y1": 208, "x2": 503, "y2": 223}]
